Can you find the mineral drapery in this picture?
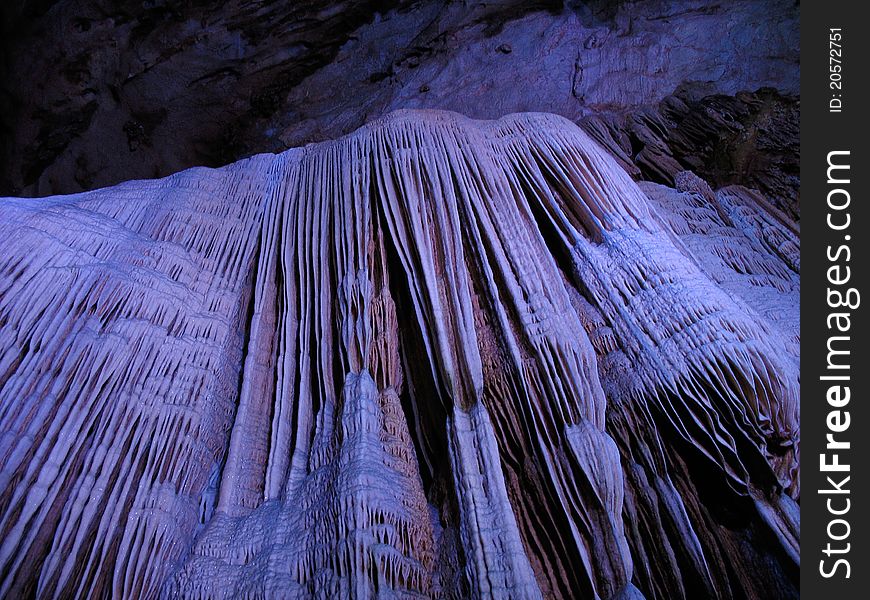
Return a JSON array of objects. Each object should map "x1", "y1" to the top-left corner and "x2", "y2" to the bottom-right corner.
[{"x1": 0, "y1": 110, "x2": 799, "y2": 599}]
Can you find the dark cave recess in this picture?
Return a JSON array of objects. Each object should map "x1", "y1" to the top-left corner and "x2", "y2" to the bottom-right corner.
[{"x1": 0, "y1": 0, "x2": 797, "y2": 204}]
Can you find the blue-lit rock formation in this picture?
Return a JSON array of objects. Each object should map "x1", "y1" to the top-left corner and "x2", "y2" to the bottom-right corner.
[
  {"x1": 0, "y1": 110, "x2": 798, "y2": 599},
  {"x1": 0, "y1": 0, "x2": 798, "y2": 199}
]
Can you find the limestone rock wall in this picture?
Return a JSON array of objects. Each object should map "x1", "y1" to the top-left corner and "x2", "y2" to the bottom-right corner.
[
  {"x1": 0, "y1": 111, "x2": 798, "y2": 598},
  {"x1": 0, "y1": 0, "x2": 798, "y2": 197}
]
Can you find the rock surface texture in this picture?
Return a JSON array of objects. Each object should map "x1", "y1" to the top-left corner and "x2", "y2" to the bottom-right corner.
[
  {"x1": 0, "y1": 111, "x2": 799, "y2": 599},
  {"x1": 580, "y1": 88, "x2": 800, "y2": 222},
  {"x1": 0, "y1": 0, "x2": 798, "y2": 197}
]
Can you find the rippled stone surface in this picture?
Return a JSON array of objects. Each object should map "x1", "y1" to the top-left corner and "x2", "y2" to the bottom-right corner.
[{"x1": 0, "y1": 110, "x2": 798, "y2": 599}]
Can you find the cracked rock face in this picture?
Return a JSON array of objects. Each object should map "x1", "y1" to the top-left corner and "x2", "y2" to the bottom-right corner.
[
  {"x1": 580, "y1": 88, "x2": 800, "y2": 222},
  {"x1": 0, "y1": 110, "x2": 798, "y2": 598},
  {"x1": 0, "y1": 0, "x2": 798, "y2": 197}
]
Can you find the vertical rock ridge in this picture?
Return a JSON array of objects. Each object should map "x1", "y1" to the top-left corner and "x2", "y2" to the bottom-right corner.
[{"x1": 0, "y1": 109, "x2": 799, "y2": 599}]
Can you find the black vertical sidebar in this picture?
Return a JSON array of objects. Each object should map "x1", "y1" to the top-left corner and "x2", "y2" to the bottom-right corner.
[{"x1": 801, "y1": 1, "x2": 870, "y2": 597}]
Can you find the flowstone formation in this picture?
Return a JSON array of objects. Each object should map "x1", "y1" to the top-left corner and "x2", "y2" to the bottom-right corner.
[{"x1": 0, "y1": 110, "x2": 799, "y2": 599}]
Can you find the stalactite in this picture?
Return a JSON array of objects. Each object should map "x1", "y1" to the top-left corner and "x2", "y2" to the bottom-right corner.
[{"x1": 0, "y1": 110, "x2": 799, "y2": 599}]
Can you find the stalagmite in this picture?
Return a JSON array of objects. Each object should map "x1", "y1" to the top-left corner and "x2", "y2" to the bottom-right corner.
[{"x1": 0, "y1": 110, "x2": 799, "y2": 599}]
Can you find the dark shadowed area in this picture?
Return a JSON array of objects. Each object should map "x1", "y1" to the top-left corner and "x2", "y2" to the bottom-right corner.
[{"x1": 1, "y1": 0, "x2": 797, "y2": 210}]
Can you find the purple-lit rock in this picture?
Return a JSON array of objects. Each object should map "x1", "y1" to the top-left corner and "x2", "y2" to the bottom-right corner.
[
  {"x1": 0, "y1": 110, "x2": 798, "y2": 598},
  {"x1": 0, "y1": 0, "x2": 798, "y2": 198}
]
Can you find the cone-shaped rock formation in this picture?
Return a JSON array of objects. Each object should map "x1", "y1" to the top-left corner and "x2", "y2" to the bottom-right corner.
[{"x1": 0, "y1": 110, "x2": 799, "y2": 599}]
